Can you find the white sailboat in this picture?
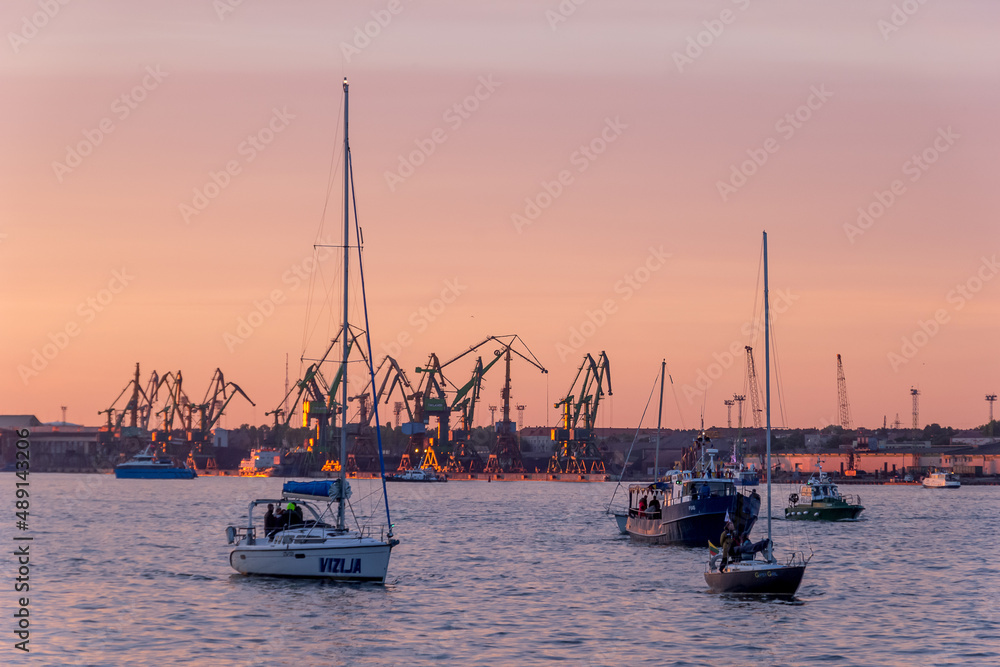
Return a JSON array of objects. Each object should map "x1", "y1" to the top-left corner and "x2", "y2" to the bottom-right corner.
[
  {"x1": 226, "y1": 79, "x2": 398, "y2": 582},
  {"x1": 704, "y1": 231, "x2": 809, "y2": 596}
]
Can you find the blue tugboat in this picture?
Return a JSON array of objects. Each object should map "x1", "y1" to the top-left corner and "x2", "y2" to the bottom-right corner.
[{"x1": 114, "y1": 446, "x2": 197, "y2": 479}]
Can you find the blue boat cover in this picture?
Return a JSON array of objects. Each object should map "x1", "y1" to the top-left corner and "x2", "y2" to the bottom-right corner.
[{"x1": 282, "y1": 479, "x2": 351, "y2": 500}]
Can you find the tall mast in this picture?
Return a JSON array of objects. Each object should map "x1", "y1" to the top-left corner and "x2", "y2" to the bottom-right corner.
[
  {"x1": 654, "y1": 359, "x2": 665, "y2": 480},
  {"x1": 339, "y1": 78, "x2": 350, "y2": 531},
  {"x1": 763, "y1": 231, "x2": 772, "y2": 562}
]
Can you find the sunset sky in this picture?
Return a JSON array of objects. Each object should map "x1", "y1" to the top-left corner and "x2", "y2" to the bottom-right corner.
[{"x1": 2, "y1": 1, "x2": 998, "y2": 432}]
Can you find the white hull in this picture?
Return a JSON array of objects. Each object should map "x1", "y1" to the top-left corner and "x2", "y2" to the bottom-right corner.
[
  {"x1": 923, "y1": 472, "x2": 960, "y2": 488},
  {"x1": 230, "y1": 535, "x2": 392, "y2": 582},
  {"x1": 922, "y1": 479, "x2": 960, "y2": 488}
]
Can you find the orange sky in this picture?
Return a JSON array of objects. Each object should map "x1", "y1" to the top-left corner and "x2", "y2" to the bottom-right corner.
[{"x1": 2, "y1": 1, "x2": 998, "y2": 431}]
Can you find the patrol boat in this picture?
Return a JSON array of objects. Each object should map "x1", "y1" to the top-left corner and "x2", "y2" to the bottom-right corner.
[
  {"x1": 226, "y1": 80, "x2": 396, "y2": 581},
  {"x1": 784, "y1": 463, "x2": 864, "y2": 521}
]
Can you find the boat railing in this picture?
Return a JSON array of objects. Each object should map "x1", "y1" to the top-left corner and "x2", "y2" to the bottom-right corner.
[
  {"x1": 784, "y1": 550, "x2": 812, "y2": 567},
  {"x1": 227, "y1": 524, "x2": 256, "y2": 545}
]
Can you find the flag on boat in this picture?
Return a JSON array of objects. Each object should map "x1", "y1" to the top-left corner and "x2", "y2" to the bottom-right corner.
[
  {"x1": 708, "y1": 541, "x2": 720, "y2": 556},
  {"x1": 724, "y1": 510, "x2": 731, "y2": 523}
]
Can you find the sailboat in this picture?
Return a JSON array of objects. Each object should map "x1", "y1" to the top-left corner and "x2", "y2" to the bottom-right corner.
[
  {"x1": 704, "y1": 231, "x2": 809, "y2": 596},
  {"x1": 226, "y1": 79, "x2": 398, "y2": 582}
]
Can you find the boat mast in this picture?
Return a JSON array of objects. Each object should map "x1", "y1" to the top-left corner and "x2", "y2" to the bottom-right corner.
[
  {"x1": 763, "y1": 230, "x2": 772, "y2": 562},
  {"x1": 654, "y1": 359, "x2": 665, "y2": 480},
  {"x1": 339, "y1": 78, "x2": 350, "y2": 531}
]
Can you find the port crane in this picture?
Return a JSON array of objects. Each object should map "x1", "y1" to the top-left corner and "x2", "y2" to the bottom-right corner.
[
  {"x1": 836, "y1": 354, "x2": 853, "y2": 430},
  {"x1": 744, "y1": 346, "x2": 764, "y2": 429},
  {"x1": 441, "y1": 335, "x2": 547, "y2": 473},
  {"x1": 549, "y1": 351, "x2": 611, "y2": 474},
  {"x1": 98, "y1": 363, "x2": 165, "y2": 457}
]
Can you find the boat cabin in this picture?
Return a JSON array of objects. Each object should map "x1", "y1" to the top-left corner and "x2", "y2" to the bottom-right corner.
[{"x1": 628, "y1": 470, "x2": 737, "y2": 517}]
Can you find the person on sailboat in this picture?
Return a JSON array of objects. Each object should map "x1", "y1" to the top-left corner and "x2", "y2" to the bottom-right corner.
[
  {"x1": 719, "y1": 521, "x2": 737, "y2": 572},
  {"x1": 263, "y1": 503, "x2": 278, "y2": 538}
]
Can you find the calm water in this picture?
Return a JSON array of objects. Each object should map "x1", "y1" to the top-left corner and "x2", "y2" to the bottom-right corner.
[{"x1": 11, "y1": 475, "x2": 1000, "y2": 666}]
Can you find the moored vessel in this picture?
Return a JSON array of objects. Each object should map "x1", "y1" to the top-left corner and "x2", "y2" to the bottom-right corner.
[
  {"x1": 114, "y1": 446, "x2": 197, "y2": 479},
  {"x1": 922, "y1": 471, "x2": 960, "y2": 488},
  {"x1": 386, "y1": 467, "x2": 447, "y2": 483}
]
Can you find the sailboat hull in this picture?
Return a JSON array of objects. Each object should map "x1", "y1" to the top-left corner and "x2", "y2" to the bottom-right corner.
[
  {"x1": 230, "y1": 539, "x2": 392, "y2": 582},
  {"x1": 704, "y1": 563, "x2": 805, "y2": 597}
]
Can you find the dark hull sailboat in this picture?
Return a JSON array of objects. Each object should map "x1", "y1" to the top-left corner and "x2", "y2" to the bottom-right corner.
[
  {"x1": 704, "y1": 562, "x2": 806, "y2": 597},
  {"x1": 703, "y1": 231, "x2": 809, "y2": 598}
]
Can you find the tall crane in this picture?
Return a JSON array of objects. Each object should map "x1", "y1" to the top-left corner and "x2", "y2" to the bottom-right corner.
[
  {"x1": 549, "y1": 351, "x2": 612, "y2": 474},
  {"x1": 409, "y1": 353, "x2": 451, "y2": 470},
  {"x1": 441, "y1": 335, "x2": 546, "y2": 473},
  {"x1": 836, "y1": 354, "x2": 853, "y2": 430},
  {"x1": 911, "y1": 388, "x2": 920, "y2": 430},
  {"x1": 98, "y1": 363, "x2": 164, "y2": 458},
  {"x1": 744, "y1": 346, "x2": 763, "y2": 429}
]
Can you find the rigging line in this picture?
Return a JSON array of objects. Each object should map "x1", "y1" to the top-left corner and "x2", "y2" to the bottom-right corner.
[
  {"x1": 350, "y1": 145, "x2": 394, "y2": 537},
  {"x1": 302, "y1": 94, "x2": 346, "y2": 359},
  {"x1": 607, "y1": 365, "x2": 661, "y2": 511},
  {"x1": 770, "y1": 312, "x2": 788, "y2": 427},
  {"x1": 665, "y1": 361, "x2": 687, "y2": 430}
]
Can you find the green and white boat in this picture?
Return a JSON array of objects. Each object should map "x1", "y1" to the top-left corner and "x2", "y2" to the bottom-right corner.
[{"x1": 784, "y1": 467, "x2": 864, "y2": 521}]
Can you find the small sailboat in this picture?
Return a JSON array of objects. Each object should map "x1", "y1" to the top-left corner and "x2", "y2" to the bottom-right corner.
[
  {"x1": 704, "y1": 231, "x2": 809, "y2": 597},
  {"x1": 226, "y1": 80, "x2": 398, "y2": 582}
]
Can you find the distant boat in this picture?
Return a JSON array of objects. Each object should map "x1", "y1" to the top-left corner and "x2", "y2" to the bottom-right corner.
[
  {"x1": 704, "y1": 231, "x2": 809, "y2": 597},
  {"x1": 239, "y1": 449, "x2": 281, "y2": 477},
  {"x1": 922, "y1": 471, "x2": 960, "y2": 488},
  {"x1": 784, "y1": 462, "x2": 864, "y2": 521},
  {"x1": 385, "y1": 467, "x2": 446, "y2": 483},
  {"x1": 114, "y1": 446, "x2": 197, "y2": 479}
]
